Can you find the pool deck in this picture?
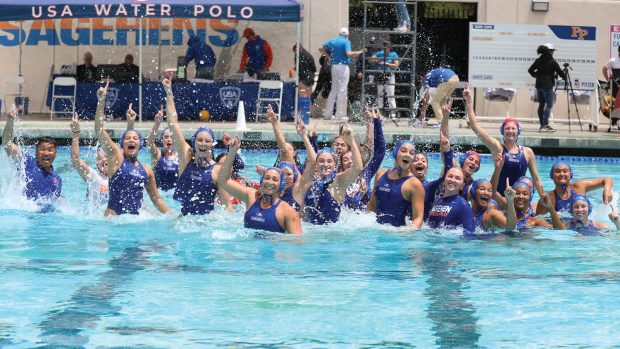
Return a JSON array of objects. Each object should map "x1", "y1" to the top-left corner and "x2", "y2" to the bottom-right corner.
[{"x1": 1, "y1": 113, "x2": 620, "y2": 156}]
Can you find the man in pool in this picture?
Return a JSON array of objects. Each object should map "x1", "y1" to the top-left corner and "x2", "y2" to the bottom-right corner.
[{"x1": 2, "y1": 107, "x2": 62, "y2": 210}]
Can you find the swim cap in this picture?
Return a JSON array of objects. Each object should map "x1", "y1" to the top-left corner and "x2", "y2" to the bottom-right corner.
[
  {"x1": 500, "y1": 117, "x2": 522, "y2": 135},
  {"x1": 571, "y1": 194, "x2": 592, "y2": 215},
  {"x1": 549, "y1": 161, "x2": 573, "y2": 180},
  {"x1": 469, "y1": 178, "x2": 490, "y2": 201},
  {"x1": 118, "y1": 129, "x2": 143, "y2": 150},
  {"x1": 261, "y1": 167, "x2": 286, "y2": 192},
  {"x1": 512, "y1": 181, "x2": 533, "y2": 200},
  {"x1": 392, "y1": 139, "x2": 416, "y2": 159},
  {"x1": 191, "y1": 127, "x2": 216, "y2": 150},
  {"x1": 278, "y1": 161, "x2": 299, "y2": 183},
  {"x1": 516, "y1": 176, "x2": 537, "y2": 197},
  {"x1": 316, "y1": 147, "x2": 337, "y2": 161},
  {"x1": 460, "y1": 150, "x2": 481, "y2": 173},
  {"x1": 159, "y1": 127, "x2": 171, "y2": 142}
]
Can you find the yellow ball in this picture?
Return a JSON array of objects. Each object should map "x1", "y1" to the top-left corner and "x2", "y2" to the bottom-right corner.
[{"x1": 199, "y1": 109, "x2": 210, "y2": 121}]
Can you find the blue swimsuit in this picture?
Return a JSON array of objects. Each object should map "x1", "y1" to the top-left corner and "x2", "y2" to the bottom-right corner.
[
  {"x1": 427, "y1": 194, "x2": 475, "y2": 235},
  {"x1": 280, "y1": 188, "x2": 300, "y2": 212},
  {"x1": 18, "y1": 153, "x2": 62, "y2": 203},
  {"x1": 497, "y1": 145, "x2": 528, "y2": 195},
  {"x1": 173, "y1": 160, "x2": 218, "y2": 216},
  {"x1": 107, "y1": 158, "x2": 148, "y2": 215},
  {"x1": 153, "y1": 150, "x2": 179, "y2": 191},
  {"x1": 569, "y1": 220, "x2": 601, "y2": 236},
  {"x1": 423, "y1": 149, "x2": 454, "y2": 219},
  {"x1": 344, "y1": 118, "x2": 386, "y2": 211},
  {"x1": 554, "y1": 187, "x2": 577, "y2": 212},
  {"x1": 244, "y1": 199, "x2": 286, "y2": 233},
  {"x1": 374, "y1": 170, "x2": 413, "y2": 227},
  {"x1": 303, "y1": 174, "x2": 341, "y2": 225}
]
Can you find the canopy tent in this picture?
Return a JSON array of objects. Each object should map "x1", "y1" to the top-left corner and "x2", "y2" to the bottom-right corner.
[{"x1": 0, "y1": 0, "x2": 303, "y2": 120}]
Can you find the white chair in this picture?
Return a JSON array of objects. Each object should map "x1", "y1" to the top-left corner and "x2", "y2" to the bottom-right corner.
[
  {"x1": 255, "y1": 80, "x2": 283, "y2": 121},
  {"x1": 3, "y1": 75, "x2": 25, "y2": 114},
  {"x1": 50, "y1": 76, "x2": 77, "y2": 119},
  {"x1": 484, "y1": 87, "x2": 517, "y2": 117}
]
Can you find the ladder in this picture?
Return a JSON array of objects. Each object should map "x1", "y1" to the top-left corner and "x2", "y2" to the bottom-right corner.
[{"x1": 361, "y1": 0, "x2": 418, "y2": 126}]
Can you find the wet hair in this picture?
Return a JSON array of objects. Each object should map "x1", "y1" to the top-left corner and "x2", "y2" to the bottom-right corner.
[{"x1": 36, "y1": 137, "x2": 57, "y2": 149}]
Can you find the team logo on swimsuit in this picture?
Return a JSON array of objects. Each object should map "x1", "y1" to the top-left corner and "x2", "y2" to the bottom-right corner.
[
  {"x1": 105, "y1": 87, "x2": 120, "y2": 109},
  {"x1": 219, "y1": 86, "x2": 241, "y2": 109}
]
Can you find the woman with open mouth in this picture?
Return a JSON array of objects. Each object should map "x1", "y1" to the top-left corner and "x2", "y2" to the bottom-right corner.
[
  {"x1": 299, "y1": 123, "x2": 363, "y2": 225},
  {"x1": 95, "y1": 82, "x2": 171, "y2": 216},
  {"x1": 217, "y1": 137, "x2": 301, "y2": 234},
  {"x1": 498, "y1": 181, "x2": 551, "y2": 231},
  {"x1": 162, "y1": 78, "x2": 232, "y2": 216},
  {"x1": 470, "y1": 178, "x2": 517, "y2": 232},
  {"x1": 146, "y1": 105, "x2": 179, "y2": 192},
  {"x1": 342, "y1": 107, "x2": 385, "y2": 211},
  {"x1": 427, "y1": 167, "x2": 475, "y2": 235},
  {"x1": 411, "y1": 103, "x2": 454, "y2": 220},
  {"x1": 367, "y1": 139, "x2": 424, "y2": 228},
  {"x1": 464, "y1": 84, "x2": 546, "y2": 199},
  {"x1": 546, "y1": 194, "x2": 620, "y2": 235},
  {"x1": 535, "y1": 161, "x2": 614, "y2": 216}
]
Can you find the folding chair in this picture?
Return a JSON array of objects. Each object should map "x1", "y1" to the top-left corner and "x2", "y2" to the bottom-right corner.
[
  {"x1": 3, "y1": 75, "x2": 25, "y2": 114},
  {"x1": 483, "y1": 87, "x2": 517, "y2": 117},
  {"x1": 255, "y1": 80, "x2": 283, "y2": 121},
  {"x1": 50, "y1": 76, "x2": 77, "y2": 119}
]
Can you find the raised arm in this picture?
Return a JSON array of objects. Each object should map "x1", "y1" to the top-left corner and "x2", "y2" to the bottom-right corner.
[
  {"x1": 573, "y1": 177, "x2": 614, "y2": 204},
  {"x1": 70, "y1": 113, "x2": 92, "y2": 182},
  {"x1": 267, "y1": 104, "x2": 294, "y2": 164},
  {"x1": 2, "y1": 107, "x2": 21, "y2": 160},
  {"x1": 541, "y1": 193, "x2": 563, "y2": 229},
  {"x1": 503, "y1": 179, "x2": 517, "y2": 231},
  {"x1": 126, "y1": 103, "x2": 136, "y2": 130},
  {"x1": 146, "y1": 105, "x2": 164, "y2": 167},
  {"x1": 94, "y1": 81, "x2": 123, "y2": 175},
  {"x1": 362, "y1": 111, "x2": 386, "y2": 184},
  {"x1": 524, "y1": 147, "x2": 545, "y2": 200},
  {"x1": 464, "y1": 84, "x2": 502, "y2": 155},
  {"x1": 334, "y1": 124, "x2": 363, "y2": 190},
  {"x1": 162, "y1": 78, "x2": 191, "y2": 173},
  {"x1": 296, "y1": 120, "x2": 317, "y2": 194},
  {"x1": 491, "y1": 152, "x2": 508, "y2": 209},
  {"x1": 216, "y1": 137, "x2": 253, "y2": 204},
  {"x1": 609, "y1": 206, "x2": 620, "y2": 230}
]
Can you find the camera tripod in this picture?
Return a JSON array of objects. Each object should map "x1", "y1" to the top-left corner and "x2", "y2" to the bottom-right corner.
[{"x1": 553, "y1": 63, "x2": 583, "y2": 133}]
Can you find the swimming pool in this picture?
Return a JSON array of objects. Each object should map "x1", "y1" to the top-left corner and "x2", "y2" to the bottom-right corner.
[{"x1": 1, "y1": 147, "x2": 619, "y2": 347}]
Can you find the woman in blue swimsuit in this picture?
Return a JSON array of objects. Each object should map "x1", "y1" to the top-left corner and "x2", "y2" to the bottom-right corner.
[
  {"x1": 367, "y1": 140, "x2": 425, "y2": 228},
  {"x1": 499, "y1": 181, "x2": 550, "y2": 230},
  {"x1": 536, "y1": 161, "x2": 614, "y2": 215},
  {"x1": 146, "y1": 105, "x2": 179, "y2": 191},
  {"x1": 218, "y1": 137, "x2": 302, "y2": 234},
  {"x1": 546, "y1": 194, "x2": 620, "y2": 235},
  {"x1": 162, "y1": 78, "x2": 231, "y2": 215},
  {"x1": 95, "y1": 82, "x2": 171, "y2": 216},
  {"x1": 299, "y1": 123, "x2": 364, "y2": 225},
  {"x1": 464, "y1": 84, "x2": 546, "y2": 197},
  {"x1": 427, "y1": 167, "x2": 476, "y2": 235},
  {"x1": 470, "y1": 178, "x2": 516, "y2": 231}
]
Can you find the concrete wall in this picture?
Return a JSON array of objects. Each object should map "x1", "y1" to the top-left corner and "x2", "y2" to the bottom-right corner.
[{"x1": 0, "y1": 1, "x2": 349, "y2": 115}]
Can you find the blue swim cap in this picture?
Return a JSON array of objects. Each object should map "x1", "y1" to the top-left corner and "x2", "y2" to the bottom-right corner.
[
  {"x1": 516, "y1": 176, "x2": 536, "y2": 197},
  {"x1": 512, "y1": 181, "x2": 533, "y2": 200},
  {"x1": 278, "y1": 161, "x2": 299, "y2": 183},
  {"x1": 261, "y1": 167, "x2": 286, "y2": 192},
  {"x1": 191, "y1": 127, "x2": 216, "y2": 150},
  {"x1": 159, "y1": 127, "x2": 171, "y2": 142},
  {"x1": 460, "y1": 150, "x2": 481, "y2": 173},
  {"x1": 469, "y1": 178, "x2": 490, "y2": 201},
  {"x1": 571, "y1": 194, "x2": 592, "y2": 215},
  {"x1": 549, "y1": 161, "x2": 573, "y2": 180},
  {"x1": 392, "y1": 139, "x2": 416, "y2": 159},
  {"x1": 316, "y1": 147, "x2": 337, "y2": 161},
  {"x1": 118, "y1": 129, "x2": 143, "y2": 150}
]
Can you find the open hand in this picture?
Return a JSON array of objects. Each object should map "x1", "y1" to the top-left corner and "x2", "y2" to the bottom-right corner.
[
  {"x1": 295, "y1": 117, "x2": 306, "y2": 137},
  {"x1": 255, "y1": 165, "x2": 266, "y2": 176},
  {"x1": 222, "y1": 132, "x2": 232, "y2": 146},
  {"x1": 341, "y1": 123, "x2": 353, "y2": 139}
]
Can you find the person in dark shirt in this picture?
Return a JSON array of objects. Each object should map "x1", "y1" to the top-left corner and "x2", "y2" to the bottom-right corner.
[
  {"x1": 311, "y1": 54, "x2": 332, "y2": 103},
  {"x1": 293, "y1": 44, "x2": 316, "y2": 97},
  {"x1": 116, "y1": 54, "x2": 140, "y2": 83},
  {"x1": 76, "y1": 51, "x2": 98, "y2": 82},
  {"x1": 528, "y1": 43, "x2": 566, "y2": 132},
  {"x1": 185, "y1": 36, "x2": 216, "y2": 79}
]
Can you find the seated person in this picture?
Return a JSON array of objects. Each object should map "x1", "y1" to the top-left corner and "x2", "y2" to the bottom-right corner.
[
  {"x1": 76, "y1": 51, "x2": 98, "y2": 82},
  {"x1": 115, "y1": 54, "x2": 139, "y2": 83}
]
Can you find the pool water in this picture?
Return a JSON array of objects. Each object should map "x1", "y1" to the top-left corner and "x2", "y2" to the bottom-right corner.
[{"x1": 1, "y1": 147, "x2": 620, "y2": 348}]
